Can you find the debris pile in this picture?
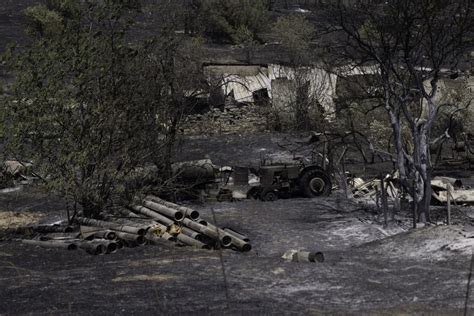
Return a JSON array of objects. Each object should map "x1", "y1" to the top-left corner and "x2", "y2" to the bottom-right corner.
[
  {"x1": 20, "y1": 195, "x2": 251, "y2": 255},
  {"x1": 352, "y1": 174, "x2": 474, "y2": 206},
  {"x1": 351, "y1": 175, "x2": 399, "y2": 201},
  {"x1": 1, "y1": 160, "x2": 37, "y2": 192},
  {"x1": 183, "y1": 105, "x2": 266, "y2": 135},
  {"x1": 431, "y1": 177, "x2": 474, "y2": 204}
]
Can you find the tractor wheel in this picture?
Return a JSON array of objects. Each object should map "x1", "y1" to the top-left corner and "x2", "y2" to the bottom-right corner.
[
  {"x1": 260, "y1": 188, "x2": 279, "y2": 202},
  {"x1": 299, "y1": 169, "x2": 331, "y2": 197}
]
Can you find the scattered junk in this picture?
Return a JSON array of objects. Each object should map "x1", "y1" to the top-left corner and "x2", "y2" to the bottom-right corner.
[
  {"x1": 282, "y1": 249, "x2": 325, "y2": 263},
  {"x1": 171, "y1": 159, "x2": 237, "y2": 202},
  {"x1": 351, "y1": 174, "x2": 474, "y2": 209},
  {"x1": 3, "y1": 160, "x2": 33, "y2": 177},
  {"x1": 246, "y1": 160, "x2": 332, "y2": 201},
  {"x1": 1, "y1": 160, "x2": 39, "y2": 193},
  {"x1": 351, "y1": 174, "x2": 400, "y2": 201},
  {"x1": 431, "y1": 177, "x2": 474, "y2": 205},
  {"x1": 20, "y1": 195, "x2": 251, "y2": 255}
]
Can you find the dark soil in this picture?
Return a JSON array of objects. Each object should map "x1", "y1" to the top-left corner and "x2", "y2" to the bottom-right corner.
[{"x1": 1, "y1": 133, "x2": 474, "y2": 315}]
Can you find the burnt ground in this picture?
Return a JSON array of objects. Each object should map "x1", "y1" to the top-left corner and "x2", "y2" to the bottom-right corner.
[{"x1": 1, "y1": 133, "x2": 474, "y2": 315}]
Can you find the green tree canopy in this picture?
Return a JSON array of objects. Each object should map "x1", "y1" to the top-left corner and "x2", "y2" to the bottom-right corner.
[
  {"x1": 189, "y1": 0, "x2": 270, "y2": 44},
  {"x1": 1, "y1": 0, "x2": 205, "y2": 217}
]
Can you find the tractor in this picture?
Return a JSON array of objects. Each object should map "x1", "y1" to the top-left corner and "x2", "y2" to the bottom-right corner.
[{"x1": 247, "y1": 158, "x2": 332, "y2": 201}]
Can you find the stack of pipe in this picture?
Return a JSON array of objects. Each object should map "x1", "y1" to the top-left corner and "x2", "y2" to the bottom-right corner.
[
  {"x1": 21, "y1": 195, "x2": 251, "y2": 254},
  {"x1": 130, "y1": 195, "x2": 251, "y2": 252}
]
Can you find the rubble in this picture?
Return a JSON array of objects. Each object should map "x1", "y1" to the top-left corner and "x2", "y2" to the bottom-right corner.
[
  {"x1": 20, "y1": 195, "x2": 251, "y2": 255},
  {"x1": 182, "y1": 105, "x2": 267, "y2": 135},
  {"x1": 3, "y1": 160, "x2": 33, "y2": 177},
  {"x1": 431, "y1": 176, "x2": 474, "y2": 204}
]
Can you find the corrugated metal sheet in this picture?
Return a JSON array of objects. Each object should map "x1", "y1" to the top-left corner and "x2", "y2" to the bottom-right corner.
[
  {"x1": 220, "y1": 68, "x2": 272, "y2": 103},
  {"x1": 204, "y1": 64, "x2": 338, "y2": 115}
]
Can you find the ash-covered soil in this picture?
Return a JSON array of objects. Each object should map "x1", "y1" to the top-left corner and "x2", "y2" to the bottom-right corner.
[{"x1": 1, "y1": 133, "x2": 474, "y2": 315}]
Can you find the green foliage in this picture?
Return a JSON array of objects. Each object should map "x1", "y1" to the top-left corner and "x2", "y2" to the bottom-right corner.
[
  {"x1": 191, "y1": 0, "x2": 270, "y2": 44},
  {"x1": 1, "y1": 0, "x2": 204, "y2": 217},
  {"x1": 272, "y1": 14, "x2": 315, "y2": 57},
  {"x1": 24, "y1": 4, "x2": 64, "y2": 37}
]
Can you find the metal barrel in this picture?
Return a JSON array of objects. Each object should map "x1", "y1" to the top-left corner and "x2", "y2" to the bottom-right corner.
[
  {"x1": 176, "y1": 233, "x2": 211, "y2": 249},
  {"x1": 292, "y1": 251, "x2": 325, "y2": 263},
  {"x1": 183, "y1": 218, "x2": 232, "y2": 247},
  {"x1": 171, "y1": 159, "x2": 216, "y2": 182},
  {"x1": 115, "y1": 232, "x2": 147, "y2": 246},
  {"x1": 223, "y1": 228, "x2": 250, "y2": 242},
  {"x1": 145, "y1": 195, "x2": 200, "y2": 220},
  {"x1": 22, "y1": 239, "x2": 78, "y2": 251},
  {"x1": 142, "y1": 200, "x2": 184, "y2": 222},
  {"x1": 129, "y1": 205, "x2": 175, "y2": 227},
  {"x1": 76, "y1": 217, "x2": 146, "y2": 236}
]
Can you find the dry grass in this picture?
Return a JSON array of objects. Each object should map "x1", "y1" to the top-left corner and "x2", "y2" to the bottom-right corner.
[
  {"x1": 0, "y1": 211, "x2": 45, "y2": 229},
  {"x1": 112, "y1": 274, "x2": 179, "y2": 282}
]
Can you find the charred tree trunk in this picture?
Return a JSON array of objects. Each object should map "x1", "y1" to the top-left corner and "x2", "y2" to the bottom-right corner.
[{"x1": 413, "y1": 124, "x2": 432, "y2": 223}]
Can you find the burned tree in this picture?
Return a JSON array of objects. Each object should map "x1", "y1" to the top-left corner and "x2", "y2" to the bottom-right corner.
[{"x1": 323, "y1": 0, "x2": 473, "y2": 222}]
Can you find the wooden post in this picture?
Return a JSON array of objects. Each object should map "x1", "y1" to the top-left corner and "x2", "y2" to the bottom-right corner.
[
  {"x1": 380, "y1": 174, "x2": 388, "y2": 227},
  {"x1": 412, "y1": 179, "x2": 417, "y2": 228},
  {"x1": 447, "y1": 185, "x2": 451, "y2": 225},
  {"x1": 375, "y1": 185, "x2": 380, "y2": 211},
  {"x1": 322, "y1": 140, "x2": 327, "y2": 170},
  {"x1": 341, "y1": 154, "x2": 348, "y2": 199}
]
